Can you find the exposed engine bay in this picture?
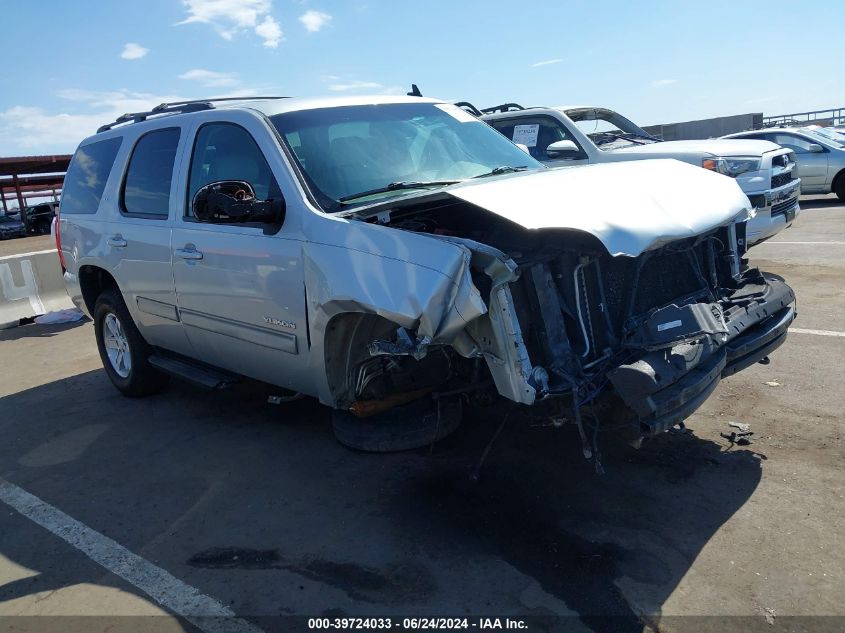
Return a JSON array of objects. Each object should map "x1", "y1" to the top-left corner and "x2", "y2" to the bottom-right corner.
[{"x1": 342, "y1": 195, "x2": 796, "y2": 448}]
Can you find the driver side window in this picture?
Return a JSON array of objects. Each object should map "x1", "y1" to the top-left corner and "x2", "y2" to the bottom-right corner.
[
  {"x1": 187, "y1": 123, "x2": 280, "y2": 216},
  {"x1": 490, "y1": 117, "x2": 581, "y2": 161},
  {"x1": 769, "y1": 133, "x2": 819, "y2": 154}
]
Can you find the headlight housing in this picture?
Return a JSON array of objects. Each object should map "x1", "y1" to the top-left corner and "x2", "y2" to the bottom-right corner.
[{"x1": 702, "y1": 156, "x2": 761, "y2": 177}]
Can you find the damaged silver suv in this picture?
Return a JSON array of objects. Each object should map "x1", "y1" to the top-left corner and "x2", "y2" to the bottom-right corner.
[{"x1": 58, "y1": 95, "x2": 796, "y2": 454}]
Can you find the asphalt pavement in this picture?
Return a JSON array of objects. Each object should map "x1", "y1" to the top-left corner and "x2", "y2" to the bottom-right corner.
[{"x1": 1, "y1": 196, "x2": 843, "y2": 633}]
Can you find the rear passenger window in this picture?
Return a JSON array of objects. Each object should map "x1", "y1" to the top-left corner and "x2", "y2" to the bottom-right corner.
[
  {"x1": 60, "y1": 137, "x2": 122, "y2": 214},
  {"x1": 122, "y1": 128, "x2": 180, "y2": 217}
]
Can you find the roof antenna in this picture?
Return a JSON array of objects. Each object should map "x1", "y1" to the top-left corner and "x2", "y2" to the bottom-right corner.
[{"x1": 407, "y1": 84, "x2": 422, "y2": 97}]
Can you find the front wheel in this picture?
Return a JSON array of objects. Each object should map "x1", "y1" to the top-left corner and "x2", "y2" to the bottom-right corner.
[
  {"x1": 835, "y1": 177, "x2": 845, "y2": 202},
  {"x1": 94, "y1": 289, "x2": 167, "y2": 397}
]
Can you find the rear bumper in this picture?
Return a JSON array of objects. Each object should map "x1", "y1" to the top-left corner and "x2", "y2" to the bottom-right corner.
[
  {"x1": 63, "y1": 270, "x2": 88, "y2": 317},
  {"x1": 608, "y1": 272, "x2": 795, "y2": 436}
]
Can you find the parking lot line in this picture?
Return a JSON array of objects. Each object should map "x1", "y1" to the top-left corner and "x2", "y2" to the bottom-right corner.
[
  {"x1": 790, "y1": 327, "x2": 845, "y2": 338},
  {"x1": 0, "y1": 477, "x2": 265, "y2": 633},
  {"x1": 0, "y1": 248, "x2": 57, "y2": 261}
]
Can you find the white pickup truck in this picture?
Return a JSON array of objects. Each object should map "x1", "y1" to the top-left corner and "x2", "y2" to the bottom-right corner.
[{"x1": 480, "y1": 104, "x2": 800, "y2": 245}]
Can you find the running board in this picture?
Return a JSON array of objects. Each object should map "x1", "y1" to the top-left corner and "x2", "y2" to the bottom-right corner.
[{"x1": 148, "y1": 354, "x2": 240, "y2": 390}]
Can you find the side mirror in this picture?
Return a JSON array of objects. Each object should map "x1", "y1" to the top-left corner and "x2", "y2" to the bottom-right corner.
[
  {"x1": 807, "y1": 143, "x2": 824, "y2": 153},
  {"x1": 515, "y1": 142, "x2": 531, "y2": 155},
  {"x1": 192, "y1": 180, "x2": 285, "y2": 225},
  {"x1": 545, "y1": 139, "x2": 580, "y2": 158}
]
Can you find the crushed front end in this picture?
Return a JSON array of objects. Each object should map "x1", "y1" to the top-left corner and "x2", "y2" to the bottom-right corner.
[
  {"x1": 354, "y1": 169, "x2": 795, "y2": 447},
  {"x1": 500, "y1": 222, "x2": 795, "y2": 441}
]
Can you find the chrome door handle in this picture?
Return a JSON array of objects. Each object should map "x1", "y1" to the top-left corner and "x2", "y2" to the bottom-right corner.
[
  {"x1": 107, "y1": 236, "x2": 127, "y2": 248},
  {"x1": 175, "y1": 247, "x2": 203, "y2": 260}
]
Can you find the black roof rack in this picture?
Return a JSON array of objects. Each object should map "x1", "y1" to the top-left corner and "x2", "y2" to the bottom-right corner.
[
  {"x1": 480, "y1": 103, "x2": 526, "y2": 114},
  {"x1": 454, "y1": 101, "x2": 483, "y2": 117},
  {"x1": 96, "y1": 96, "x2": 290, "y2": 133}
]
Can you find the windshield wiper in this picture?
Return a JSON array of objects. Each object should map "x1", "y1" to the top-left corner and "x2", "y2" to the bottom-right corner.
[
  {"x1": 471, "y1": 165, "x2": 529, "y2": 178},
  {"x1": 338, "y1": 180, "x2": 461, "y2": 204}
]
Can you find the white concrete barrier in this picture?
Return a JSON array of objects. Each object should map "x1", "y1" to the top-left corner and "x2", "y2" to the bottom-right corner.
[{"x1": 0, "y1": 249, "x2": 74, "y2": 324}]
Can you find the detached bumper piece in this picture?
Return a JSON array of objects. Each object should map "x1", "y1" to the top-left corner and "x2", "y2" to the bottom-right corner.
[{"x1": 608, "y1": 272, "x2": 795, "y2": 437}]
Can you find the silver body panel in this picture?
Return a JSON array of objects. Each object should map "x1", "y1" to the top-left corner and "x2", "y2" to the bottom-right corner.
[{"x1": 59, "y1": 96, "x2": 767, "y2": 409}]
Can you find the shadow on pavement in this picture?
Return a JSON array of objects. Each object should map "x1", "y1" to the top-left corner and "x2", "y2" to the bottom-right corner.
[
  {"x1": 0, "y1": 317, "x2": 90, "y2": 342},
  {"x1": 798, "y1": 197, "x2": 841, "y2": 210},
  {"x1": 0, "y1": 369, "x2": 765, "y2": 632}
]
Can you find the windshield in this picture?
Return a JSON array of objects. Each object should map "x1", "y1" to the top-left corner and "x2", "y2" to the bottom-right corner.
[
  {"x1": 802, "y1": 127, "x2": 845, "y2": 148},
  {"x1": 270, "y1": 103, "x2": 542, "y2": 211},
  {"x1": 564, "y1": 107, "x2": 660, "y2": 150}
]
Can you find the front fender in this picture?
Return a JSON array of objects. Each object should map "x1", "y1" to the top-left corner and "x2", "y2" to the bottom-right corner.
[{"x1": 302, "y1": 232, "x2": 487, "y2": 406}]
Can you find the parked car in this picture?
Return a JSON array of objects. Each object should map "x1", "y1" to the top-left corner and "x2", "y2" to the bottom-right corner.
[
  {"x1": 723, "y1": 127, "x2": 845, "y2": 200},
  {"x1": 477, "y1": 104, "x2": 800, "y2": 246},
  {"x1": 6, "y1": 204, "x2": 53, "y2": 233},
  {"x1": 16, "y1": 202, "x2": 59, "y2": 235},
  {"x1": 58, "y1": 95, "x2": 795, "y2": 456},
  {"x1": 0, "y1": 213, "x2": 27, "y2": 240}
]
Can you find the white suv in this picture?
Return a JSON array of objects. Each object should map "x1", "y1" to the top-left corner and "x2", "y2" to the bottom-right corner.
[{"x1": 480, "y1": 104, "x2": 801, "y2": 245}]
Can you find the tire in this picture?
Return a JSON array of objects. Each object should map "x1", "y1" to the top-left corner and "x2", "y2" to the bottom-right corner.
[
  {"x1": 835, "y1": 176, "x2": 845, "y2": 202},
  {"x1": 94, "y1": 288, "x2": 168, "y2": 397},
  {"x1": 332, "y1": 396, "x2": 462, "y2": 452}
]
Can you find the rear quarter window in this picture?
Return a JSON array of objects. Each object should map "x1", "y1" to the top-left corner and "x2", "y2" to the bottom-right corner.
[{"x1": 60, "y1": 137, "x2": 122, "y2": 214}]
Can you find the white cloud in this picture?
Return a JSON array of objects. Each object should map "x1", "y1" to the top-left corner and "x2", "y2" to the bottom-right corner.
[
  {"x1": 178, "y1": 0, "x2": 283, "y2": 48},
  {"x1": 299, "y1": 10, "x2": 332, "y2": 33},
  {"x1": 120, "y1": 43, "x2": 149, "y2": 60},
  {"x1": 531, "y1": 58, "x2": 562, "y2": 68},
  {"x1": 651, "y1": 78, "x2": 679, "y2": 87},
  {"x1": 179, "y1": 69, "x2": 239, "y2": 87},
  {"x1": 0, "y1": 106, "x2": 103, "y2": 153},
  {"x1": 255, "y1": 15, "x2": 283, "y2": 47},
  {"x1": 1, "y1": 87, "x2": 278, "y2": 155},
  {"x1": 328, "y1": 80, "x2": 383, "y2": 92},
  {"x1": 0, "y1": 90, "x2": 189, "y2": 154}
]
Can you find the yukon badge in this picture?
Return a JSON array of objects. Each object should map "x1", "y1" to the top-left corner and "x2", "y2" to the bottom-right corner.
[{"x1": 264, "y1": 316, "x2": 296, "y2": 330}]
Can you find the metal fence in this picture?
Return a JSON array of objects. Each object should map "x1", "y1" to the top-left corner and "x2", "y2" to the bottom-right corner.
[{"x1": 761, "y1": 107, "x2": 845, "y2": 128}]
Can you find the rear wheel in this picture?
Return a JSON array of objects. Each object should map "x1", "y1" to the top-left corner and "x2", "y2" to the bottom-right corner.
[
  {"x1": 332, "y1": 396, "x2": 462, "y2": 452},
  {"x1": 94, "y1": 289, "x2": 168, "y2": 397}
]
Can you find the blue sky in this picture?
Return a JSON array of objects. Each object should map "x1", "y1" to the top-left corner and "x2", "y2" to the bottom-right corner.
[{"x1": 1, "y1": 0, "x2": 843, "y2": 156}]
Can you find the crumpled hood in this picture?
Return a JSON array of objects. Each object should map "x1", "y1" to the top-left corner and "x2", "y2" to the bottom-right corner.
[
  {"x1": 445, "y1": 158, "x2": 750, "y2": 257},
  {"x1": 613, "y1": 138, "x2": 782, "y2": 157}
]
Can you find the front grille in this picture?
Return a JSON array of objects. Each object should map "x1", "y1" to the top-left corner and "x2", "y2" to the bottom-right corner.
[
  {"x1": 771, "y1": 172, "x2": 793, "y2": 188},
  {"x1": 600, "y1": 246, "x2": 710, "y2": 331},
  {"x1": 517, "y1": 228, "x2": 734, "y2": 368},
  {"x1": 772, "y1": 197, "x2": 798, "y2": 217}
]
